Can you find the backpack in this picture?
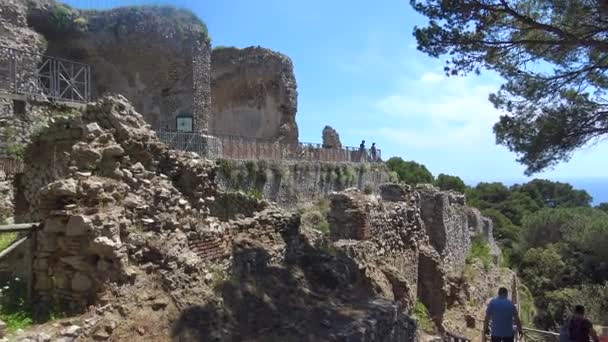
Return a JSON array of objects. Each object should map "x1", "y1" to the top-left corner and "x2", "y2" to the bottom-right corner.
[{"x1": 559, "y1": 319, "x2": 571, "y2": 342}]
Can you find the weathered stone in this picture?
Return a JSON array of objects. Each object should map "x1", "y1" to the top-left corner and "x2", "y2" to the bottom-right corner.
[
  {"x1": 85, "y1": 123, "x2": 103, "y2": 137},
  {"x1": 40, "y1": 179, "x2": 78, "y2": 199},
  {"x1": 60, "y1": 256, "x2": 94, "y2": 272},
  {"x1": 71, "y1": 273, "x2": 93, "y2": 292},
  {"x1": 66, "y1": 215, "x2": 91, "y2": 236},
  {"x1": 322, "y1": 125, "x2": 342, "y2": 149},
  {"x1": 89, "y1": 236, "x2": 120, "y2": 257},
  {"x1": 44, "y1": 217, "x2": 67, "y2": 233},
  {"x1": 34, "y1": 273, "x2": 52, "y2": 291},
  {"x1": 102, "y1": 145, "x2": 124, "y2": 158},
  {"x1": 60, "y1": 325, "x2": 82, "y2": 337},
  {"x1": 379, "y1": 183, "x2": 413, "y2": 202},
  {"x1": 211, "y1": 47, "x2": 298, "y2": 144},
  {"x1": 72, "y1": 144, "x2": 102, "y2": 170}
]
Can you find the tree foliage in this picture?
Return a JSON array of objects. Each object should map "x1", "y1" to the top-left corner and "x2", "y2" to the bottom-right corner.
[
  {"x1": 435, "y1": 173, "x2": 467, "y2": 192},
  {"x1": 386, "y1": 157, "x2": 434, "y2": 184},
  {"x1": 411, "y1": 0, "x2": 608, "y2": 175},
  {"x1": 464, "y1": 178, "x2": 603, "y2": 328},
  {"x1": 514, "y1": 179, "x2": 592, "y2": 208},
  {"x1": 515, "y1": 207, "x2": 608, "y2": 328}
]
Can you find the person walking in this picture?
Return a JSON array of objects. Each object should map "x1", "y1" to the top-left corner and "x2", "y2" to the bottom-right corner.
[
  {"x1": 560, "y1": 305, "x2": 599, "y2": 342},
  {"x1": 483, "y1": 287, "x2": 523, "y2": 342}
]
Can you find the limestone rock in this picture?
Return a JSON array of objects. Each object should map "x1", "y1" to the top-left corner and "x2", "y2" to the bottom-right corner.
[
  {"x1": 66, "y1": 215, "x2": 91, "y2": 236},
  {"x1": 60, "y1": 325, "x2": 82, "y2": 337},
  {"x1": 71, "y1": 272, "x2": 93, "y2": 292},
  {"x1": 379, "y1": 183, "x2": 413, "y2": 202},
  {"x1": 40, "y1": 179, "x2": 78, "y2": 199},
  {"x1": 211, "y1": 46, "x2": 298, "y2": 144},
  {"x1": 322, "y1": 125, "x2": 342, "y2": 149}
]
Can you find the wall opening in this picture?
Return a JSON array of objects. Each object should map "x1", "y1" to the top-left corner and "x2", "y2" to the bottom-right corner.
[{"x1": 13, "y1": 100, "x2": 25, "y2": 116}]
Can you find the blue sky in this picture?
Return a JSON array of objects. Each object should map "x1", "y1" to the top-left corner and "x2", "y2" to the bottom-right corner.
[{"x1": 65, "y1": 0, "x2": 608, "y2": 201}]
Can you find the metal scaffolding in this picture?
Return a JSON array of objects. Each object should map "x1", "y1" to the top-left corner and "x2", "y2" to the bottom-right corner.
[{"x1": 0, "y1": 45, "x2": 91, "y2": 103}]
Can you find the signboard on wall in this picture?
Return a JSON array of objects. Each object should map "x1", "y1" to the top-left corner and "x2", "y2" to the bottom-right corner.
[{"x1": 176, "y1": 113, "x2": 193, "y2": 132}]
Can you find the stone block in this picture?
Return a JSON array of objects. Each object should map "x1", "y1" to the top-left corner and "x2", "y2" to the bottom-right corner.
[
  {"x1": 44, "y1": 217, "x2": 67, "y2": 233},
  {"x1": 34, "y1": 273, "x2": 52, "y2": 291},
  {"x1": 71, "y1": 272, "x2": 93, "y2": 292},
  {"x1": 379, "y1": 183, "x2": 412, "y2": 202},
  {"x1": 66, "y1": 215, "x2": 91, "y2": 236},
  {"x1": 60, "y1": 256, "x2": 95, "y2": 273}
]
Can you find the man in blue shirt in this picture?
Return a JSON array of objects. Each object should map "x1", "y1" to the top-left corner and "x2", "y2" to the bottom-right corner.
[{"x1": 483, "y1": 287, "x2": 523, "y2": 342}]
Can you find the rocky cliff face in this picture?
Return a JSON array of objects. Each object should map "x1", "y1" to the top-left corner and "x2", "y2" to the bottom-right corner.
[
  {"x1": 211, "y1": 46, "x2": 299, "y2": 144},
  {"x1": 322, "y1": 125, "x2": 342, "y2": 148},
  {"x1": 25, "y1": 2, "x2": 211, "y2": 131}
]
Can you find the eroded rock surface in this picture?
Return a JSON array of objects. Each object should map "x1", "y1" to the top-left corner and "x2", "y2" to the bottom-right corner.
[
  {"x1": 211, "y1": 46, "x2": 299, "y2": 144},
  {"x1": 13, "y1": 96, "x2": 417, "y2": 341},
  {"x1": 26, "y1": 2, "x2": 212, "y2": 131},
  {"x1": 322, "y1": 125, "x2": 342, "y2": 149}
]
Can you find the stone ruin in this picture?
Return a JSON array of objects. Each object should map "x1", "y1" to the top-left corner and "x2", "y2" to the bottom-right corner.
[
  {"x1": 10, "y1": 96, "x2": 417, "y2": 340},
  {"x1": 5, "y1": 95, "x2": 503, "y2": 341},
  {"x1": 322, "y1": 125, "x2": 342, "y2": 149},
  {"x1": 211, "y1": 47, "x2": 299, "y2": 144},
  {"x1": 0, "y1": 1, "x2": 301, "y2": 150}
]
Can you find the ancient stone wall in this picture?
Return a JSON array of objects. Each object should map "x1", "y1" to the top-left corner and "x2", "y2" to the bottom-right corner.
[
  {"x1": 417, "y1": 185, "x2": 471, "y2": 275},
  {"x1": 27, "y1": 3, "x2": 211, "y2": 131},
  {"x1": 211, "y1": 47, "x2": 298, "y2": 144},
  {"x1": 215, "y1": 159, "x2": 393, "y2": 207},
  {"x1": 12, "y1": 96, "x2": 418, "y2": 341},
  {"x1": 327, "y1": 187, "x2": 430, "y2": 311},
  {"x1": 0, "y1": 171, "x2": 13, "y2": 223},
  {"x1": 466, "y1": 207, "x2": 501, "y2": 260}
]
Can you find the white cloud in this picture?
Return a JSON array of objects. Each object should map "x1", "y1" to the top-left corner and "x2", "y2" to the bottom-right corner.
[
  {"x1": 419, "y1": 72, "x2": 444, "y2": 83},
  {"x1": 374, "y1": 72, "x2": 502, "y2": 150}
]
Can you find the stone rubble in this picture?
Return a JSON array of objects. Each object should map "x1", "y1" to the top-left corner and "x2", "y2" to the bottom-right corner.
[{"x1": 11, "y1": 96, "x2": 426, "y2": 341}]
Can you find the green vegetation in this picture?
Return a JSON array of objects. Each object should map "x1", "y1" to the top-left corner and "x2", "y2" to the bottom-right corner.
[
  {"x1": 246, "y1": 188, "x2": 263, "y2": 200},
  {"x1": 0, "y1": 233, "x2": 18, "y2": 252},
  {"x1": 50, "y1": 4, "x2": 73, "y2": 31},
  {"x1": 299, "y1": 199, "x2": 331, "y2": 234},
  {"x1": 413, "y1": 301, "x2": 435, "y2": 332},
  {"x1": 412, "y1": 0, "x2": 608, "y2": 175},
  {"x1": 2, "y1": 127, "x2": 24, "y2": 161},
  {"x1": 466, "y1": 236, "x2": 492, "y2": 270},
  {"x1": 462, "y1": 178, "x2": 608, "y2": 329},
  {"x1": 435, "y1": 173, "x2": 466, "y2": 193},
  {"x1": 518, "y1": 284, "x2": 537, "y2": 327},
  {"x1": 386, "y1": 157, "x2": 433, "y2": 185},
  {"x1": 0, "y1": 277, "x2": 33, "y2": 332}
]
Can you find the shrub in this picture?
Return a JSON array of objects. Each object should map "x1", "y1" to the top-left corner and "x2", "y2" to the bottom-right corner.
[
  {"x1": 363, "y1": 185, "x2": 373, "y2": 195},
  {"x1": 0, "y1": 277, "x2": 33, "y2": 332},
  {"x1": 413, "y1": 301, "x2": 435, "y2": 332},
  {"x1": 0, "y1": 233, "x2": 18, "y2": 252},
  {"x1": 246, "y1": 188, "x2": 263, "y2": 200},
  {"x1": 466, "y1": 236, "x2": 492, "y2": 270},
  {"x1": 50, "y1": 4, "x2": 73, "y2": 31}
]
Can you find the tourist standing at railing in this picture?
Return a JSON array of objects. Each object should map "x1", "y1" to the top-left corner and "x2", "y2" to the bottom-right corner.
[
  {"x1": 359, "y1": 140, "x2": 367, "y2": 162},
  {"x1": 370, "y1": 143, "x2": 377, "y2": 162},
  {"x1": 483, "y1": 287, "x2": 523, "y2": 342}
]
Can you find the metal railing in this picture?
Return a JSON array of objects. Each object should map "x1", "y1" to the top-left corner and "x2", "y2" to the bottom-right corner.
[
  {"x1": 0, "y1": 223, "x2": 40, "y2": 303},
  {"x1": 0, "y1": 46, "x2": 91, "y2": 103},
  {"x1": 156, "y1": 130, "x2": 382, "y2": 163}
]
